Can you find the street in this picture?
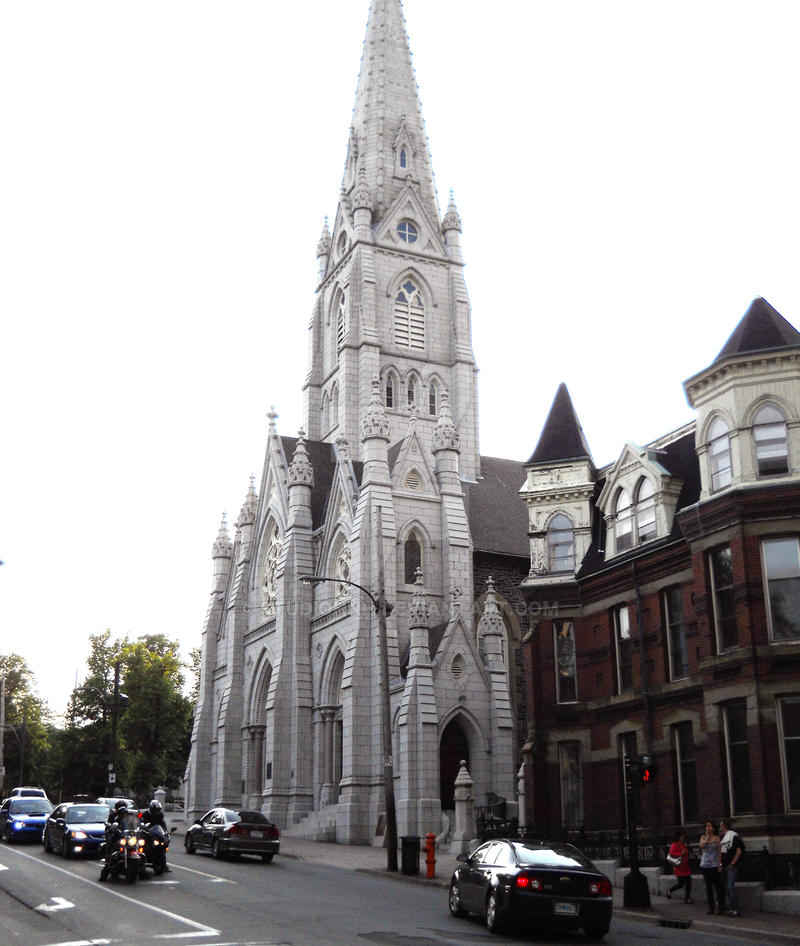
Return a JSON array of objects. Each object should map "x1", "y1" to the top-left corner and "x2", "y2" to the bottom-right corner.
[{"x1": 0, "y1": 839, "x2": 789, "y2": 946}]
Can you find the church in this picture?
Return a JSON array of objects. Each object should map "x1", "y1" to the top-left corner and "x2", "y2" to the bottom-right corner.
[{"x1": 184, "y1": 0, "x2": 531, "y2": 843}]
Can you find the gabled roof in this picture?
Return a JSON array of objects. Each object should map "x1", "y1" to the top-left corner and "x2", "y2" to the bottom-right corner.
[
  {"x1": 465, "y1": 457, "x2": 529, "y2": 558},
  {"x1": 713, "y1": 297, "x2": 800, "y2": 364},
  {"x1": 279, "y1": 437, "x2": 363, "y2": 531},
  {"x1": 527, "y1": 383, "x2": 593, "y2": 465}
]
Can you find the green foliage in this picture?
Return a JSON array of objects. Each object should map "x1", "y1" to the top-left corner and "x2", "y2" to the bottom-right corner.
[{"x1": 0, "y1": 654, "x2": 51, "y2": 794}]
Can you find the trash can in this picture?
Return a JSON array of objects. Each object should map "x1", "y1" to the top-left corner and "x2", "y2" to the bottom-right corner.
[{"x1": 400, "y1": 835, "x2": 420, "y2": 875}]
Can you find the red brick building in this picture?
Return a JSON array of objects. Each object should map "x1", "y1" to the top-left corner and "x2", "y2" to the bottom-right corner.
[{"x1": 519, "y1": 299, "x2": 800, "y2": 851}]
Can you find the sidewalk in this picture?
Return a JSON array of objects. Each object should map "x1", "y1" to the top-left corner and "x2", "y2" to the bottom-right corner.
[{"x1": 275, "y1": 836, "x2": 800, "y2": 943}]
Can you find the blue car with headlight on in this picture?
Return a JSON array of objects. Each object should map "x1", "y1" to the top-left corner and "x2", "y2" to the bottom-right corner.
[
  {"x1": 0, "y1": 796, "x2": 54, "y2": 843},
  {"x1": 43, "y1": 802, "x2": 111, "y2": 857}
]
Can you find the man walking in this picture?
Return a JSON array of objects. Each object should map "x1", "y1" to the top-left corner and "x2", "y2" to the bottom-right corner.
[{"x1": 720, "y1": 818, "x2": 745, "y2": 916}]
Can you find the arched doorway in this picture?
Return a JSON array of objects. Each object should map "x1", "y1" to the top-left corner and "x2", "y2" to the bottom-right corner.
[{"x1": 440, "y1": 717, "x2": 470, "y2": 809}]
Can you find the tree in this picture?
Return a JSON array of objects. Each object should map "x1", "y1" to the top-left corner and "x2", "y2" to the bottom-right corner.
[
  {"x1": 0, "y1": 654, "x2": 50, "y2": 794},
  {"x1": 117, "y1": 635, "x2": 192, "y2": 797}
]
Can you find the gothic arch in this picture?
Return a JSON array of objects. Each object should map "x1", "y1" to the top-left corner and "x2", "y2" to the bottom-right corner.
[
  {"x1": 700, "y1": 408, "x2": 736, "y2": 443},
  {"x1": 396, "y1": 519, "x2": 433, "y2": 587},
  {"x1": 317, "y1": 638, "x2": 347, "y2": 705},
  {"x1": 385, "y1": 267, "x2": 434, "y2": 305},
  {"x1": 438, "y1": 709, "x2": 485, "y2": 809},
  {"x1": 382, "y1": 366, "x2": 400, "y2": 409},
  {"x1": 401, "y1": 368, "x2": 424, "y2": 409},
  {"x1": 425, "y1": 372, "x2": 444, "y2": 415},
  {"x1": 744, "y1": 393, "x2": 796, "y2": 424}
]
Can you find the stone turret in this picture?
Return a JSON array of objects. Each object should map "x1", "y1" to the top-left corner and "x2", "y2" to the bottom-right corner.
[
  {"x1": 441, "y1": 191, "x2": 463, "y2": 262},
  {"x1": 316, "y1": 218, "x2": 331, "y2": 283},
  {"x1": 211, "y1": 514, "x2": 232, "y2": 592}
]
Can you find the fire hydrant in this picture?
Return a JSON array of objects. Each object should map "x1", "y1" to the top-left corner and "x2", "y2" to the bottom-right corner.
[{"x1": 424, "y1": 832, "x2": 436, "y2": 879}]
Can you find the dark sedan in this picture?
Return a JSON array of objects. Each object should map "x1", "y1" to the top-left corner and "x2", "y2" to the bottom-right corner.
[
  {"x1": 43, "y1": 803, "x2": 110, "y2": 857},
  {"x1": 184, "y1": 808, "x2": 280, "y2": 862},
  {"x1": 448, "y1": 838, "x2": 612, "y2": 939},
  {"x1": 0, "y1": 797, "x2": 54, "y2": 843}
]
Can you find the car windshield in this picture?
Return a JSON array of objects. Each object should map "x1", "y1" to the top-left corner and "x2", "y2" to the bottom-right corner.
[
  {"x1": 67, "y1": 805, "x2": 108, "y2": 824},
  {"x1": 10, "y1": 799, "x2": 53, "y2": 815},
  {"x1": 513, "y1": 842, "x2": 595, "y2": 870},
  {"x1": 235, "y1": 810, "x2": 269, "y2": 824}
]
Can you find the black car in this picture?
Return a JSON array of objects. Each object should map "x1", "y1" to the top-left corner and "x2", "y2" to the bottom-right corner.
[
  {"x1": 0, "y1": 797, "x2": 54, "y2": 843},
  {"x1": 448, "y1": 838, "x2": 613, "y2": 939},
  {"x1": 43, "y1": 803, "x2": 110, "y2": 857},
  {"x1": 184, "y1": 808, "x2": 280, "y2": 862}
]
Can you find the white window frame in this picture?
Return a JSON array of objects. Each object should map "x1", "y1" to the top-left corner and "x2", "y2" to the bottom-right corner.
[
  {"x1": 547, "y1": 513, "x2": 575, "y2": 573},
  {"x1": 708, "y1": 416, "x2": 732, "y2": 491},
  {"x1": 709, "y1": 545, "x2": 738, "y2": 651},
  {"x1": 394, "y1": 280, "x2": 425, "y2": 350},
  {"x1": 664, "y1": 586, "x2": 689, "y2": 681},
  {"x1": 672, "y1": 723, "x2": 698, "y2": 824},
  {"x1": 554, "y1": 621, "x2": 578, "y2": 704},
  {"x1": 722, "y1": 701, "x2": 753, "y2": 815},
  {"x1": 761, "y1": 537, "x2": 800, "y2": 643},
  {"x1": 614, "y1": 605, "x2": 633, "y2": 694},
  {"x1": 558, "y1": 741, "x2": 583, "y2": 829},
  {"x1": 753, "y1": 403, "x2": 789, "y2": 477},
  {"x1": 777, "y1": 696, "x2": 800, "y2": 813}
]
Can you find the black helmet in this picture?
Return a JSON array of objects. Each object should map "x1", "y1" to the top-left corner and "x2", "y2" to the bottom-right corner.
[
  {"x1": 114, "y1": 800, "x2": 127, "y2": 811},
  {"x1": 149, "y1": 799, "x2": 162, "y2": 812},
  {"x1": 116, "y1": 805, "x2": 128, "y2": 817}
]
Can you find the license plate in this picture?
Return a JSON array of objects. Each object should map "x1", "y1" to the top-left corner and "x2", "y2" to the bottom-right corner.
[
  {"x1": 250, "y1": 830, "x2": 263, "y2": 838},
  {"x1": 554, "y1": 902, "x2": 578, "y2": 915}
]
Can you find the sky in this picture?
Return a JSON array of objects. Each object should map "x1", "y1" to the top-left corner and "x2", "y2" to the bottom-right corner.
[{"x1": 2, "y1": 0, "x2": 800, "y2": 719}]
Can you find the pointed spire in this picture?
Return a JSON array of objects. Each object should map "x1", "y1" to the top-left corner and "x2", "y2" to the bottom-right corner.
[
  {"x1": 267, "y1": 406, "x2": 279, "y2": 434},
  {"x1": 237, "y1": 475, "x2": 258, "y2": 528},
  {"x1": 345, "y1": 0, "x2": 439, "y2": 222},
  {"x1": 288, "y1": 429, "x2": 314, "y2": 487},
  {"x1": 478, "y1": 577, "x2": 505, "y2": 671},
  {"x1": 335, "y1": 434, "x2": 350, "y2": 463},
  {"x1": 360, "y1": 375, "x2": 390, "y2": 442},
  {"x1": 527, "y1": 383, "x2": 593, "y2": 465},
  {"x1": 212, "y1": 514, "x2": 233, "y2": 559},
  {"x1": 433, "y1": 388, "x2": 460, "y2": 452},
  {"x1": 713, "y1": 297, "x2": 800, "y2": 364},
  {"x1": 316, "y1": 217, "x2": 331, "y2": 258},
  {"x1": 352, "y1": 165, "x2": 372, "y2": 213},
  {"x1": 409, "y1": 567, "x2": 430, "y2": 627},
  {"x1": 441, "y1": 189, "x2": 462, "y2": 233}
]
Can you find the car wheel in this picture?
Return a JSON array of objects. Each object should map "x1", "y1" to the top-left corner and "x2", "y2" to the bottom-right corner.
[
  {"x1": 449, "y1": 879, "x2": 467, "y2": 917},
  {"x1": 584, "y1": 925, "x2": 609, "y2": 941},
  {"x1": 60, "y1": 836, "x2": 70, "y2": 858},
  {"x1": 485, "y1": 890, "x2": 506, "y2": 934},
  {"x1": 184, "y1": 834, "x2": 196, "y2": 855},
  {"x1": 43, "y1": 831, "x2": 52, "y2": 853},
  {"x1": 4, "y1": 826, "x2": 13, "y2": 844},
  {"x1": 212, "y1": 839, "x2": 222, "y2": 860},
  {"x1": 261, "y1": 853, "x2": 274, "y2": 864}
]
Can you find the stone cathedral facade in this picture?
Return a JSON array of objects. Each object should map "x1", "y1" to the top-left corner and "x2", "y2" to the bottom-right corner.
[{"x1": 184, "y1": 0, "x2": 530, "y2": 844}]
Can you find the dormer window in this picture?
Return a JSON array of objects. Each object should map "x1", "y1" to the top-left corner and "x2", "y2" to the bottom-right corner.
[
  {"x1": 635, "y1": 477, "x2": 656, "y2": 542},
  {"x1": 547, "y1": 513, "x2": 575, "y2": 572},
  {"x1": 708, "y1": 417, "x2": 732, "y2": 490},
  {"x1": 753, "y1": 404, "x2": 789, "y2": 476},
  {"x1": 615, "y1": 489, "x2": 633, "y2": 552}
]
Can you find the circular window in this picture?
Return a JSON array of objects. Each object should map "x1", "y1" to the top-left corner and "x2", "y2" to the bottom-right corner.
[{"x1": 397, "y1": 221, "x2": 418, "y2": 243}]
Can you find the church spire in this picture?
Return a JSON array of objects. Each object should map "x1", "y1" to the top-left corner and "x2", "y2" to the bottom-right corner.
[{"x1": 343, "y1": 0, "x2": 439, "y2": 224}]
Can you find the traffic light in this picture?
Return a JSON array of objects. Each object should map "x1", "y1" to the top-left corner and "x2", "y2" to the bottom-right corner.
[{"x1": 639, "y1": 755, "x2": 654, "y2": 785}]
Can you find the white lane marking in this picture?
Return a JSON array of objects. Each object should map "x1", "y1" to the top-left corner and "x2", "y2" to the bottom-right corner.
[
  {"x1": 171, "y1": 862, "x2": 235, "y2": 883},
  {"x1": 36, "y1": 896, "x2": 76, "y2": 913},
  {"x1": 4, "y1": 847, "x2": 220, "y2": 937},
  {"x1": 40, "y1": 940, "x2": 113, "y2": 946},
  {"x1": 154, "y1": 933, "x2": 218, "y2": 940},
  {"x1": 0, "y1": 864, "x2": 8, "y2": 870}
]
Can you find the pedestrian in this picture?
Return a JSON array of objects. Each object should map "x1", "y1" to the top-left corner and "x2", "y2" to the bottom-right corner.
[
  {"x1": 720, "y1": 817, "x2": 744, "y2": 917},
  {"x1": 699, "y1": 819, "x2": 726, "y2": 915},
  {"x1": 665, "y1": 829, "x2": 693, "y2": 902}
]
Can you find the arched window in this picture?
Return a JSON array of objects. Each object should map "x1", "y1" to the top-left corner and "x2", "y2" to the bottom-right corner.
[
  {"x1": 708, "y1": 417, "x2": 732, "y2": 490},
  {"x1": 635, "y1": 477, "x2": 656, "y2": 543},
  {"x1": 394, "y1": 279, "x2": 425, "y2": 350},
  {"x1": 615, "y1": 489, "x2": 632, "y2": 552},
  {"x1": 334, "y1": 541, "x2": 351, "y2": 602},
  {"x1": 322, "y1": 393, "x2": 331, "y2": 434},
  {"x1": 407, "y1": 378, "x2": 416, "y2": 408},
  {"x1": 399, "y1": 147, "x2": 407, "y2": 169},
  {"x1": 753, "y1": 404, "x2": 789, "y2": 476},
  {"x1": 547, "y1": 513, "x2": 574, "y2": 572},
  {"x1": 336, "y1": 292, "x2": 347, "y2": 348},
  {"x1": 332, "y1": 386, "x2": 339, "y2": 427},
  {"x1": 404, "y1": 531, "x2": 421, "y2": 584},
  {"x1": 428, "y1": 383, "x2": 437, "y2": 415},
  {"x1": 385, "y1": 375, "x2": 394, "y2": 408},
  {"x1": 263, "y1": 522, "x2": 281, "y2": 615}
]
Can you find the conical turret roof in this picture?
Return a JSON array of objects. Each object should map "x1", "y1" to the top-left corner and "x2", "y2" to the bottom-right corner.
[
  {"x1": 527, "y1": 383, "x2": 593, "y2": 465},
  {"x1": 343, "y1": 0, "x2": 439, "y2": 223},
  {"x1": 713, "y1": 297, "x2": 800, "y2": 364}
]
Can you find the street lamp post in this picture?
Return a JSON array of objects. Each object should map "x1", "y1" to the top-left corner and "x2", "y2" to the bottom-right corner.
[{"x1": 300, "y1": 509, "x2": 398, "y2": 872}]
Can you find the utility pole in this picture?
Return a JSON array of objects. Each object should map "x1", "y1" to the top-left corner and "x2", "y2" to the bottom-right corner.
[
  {"x1": 0, "y1": 674, "x2": 5, "y2": 797},
  {"x1": 110, "y1": 661, "x2": 122, "y2": 793}
]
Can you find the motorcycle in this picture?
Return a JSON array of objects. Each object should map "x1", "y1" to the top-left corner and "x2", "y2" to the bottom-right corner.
[
  {"x1": 139, "y1": 822, "x2": 170, "y2": 876},
  {"x1": 99, "y1": 815, "x2": 143, "y2": 884}
]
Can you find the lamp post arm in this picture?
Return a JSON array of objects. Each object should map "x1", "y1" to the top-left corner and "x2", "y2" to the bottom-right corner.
[{"x1": 298, "y1": 574, "x2": 388, "y2": 612}]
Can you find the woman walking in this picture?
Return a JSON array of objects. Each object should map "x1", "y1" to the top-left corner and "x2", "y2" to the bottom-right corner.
[
  {"x1": 699, "y1": 820, "x2": 726, "y2": 914},
  {"x1": 666, "y1": 829, "x2": 693, "y2": 903}
]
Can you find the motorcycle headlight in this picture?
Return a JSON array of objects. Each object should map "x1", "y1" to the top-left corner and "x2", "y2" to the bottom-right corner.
[{"x1": 127, "y1": 836, "x2": 138, "y2": 849}]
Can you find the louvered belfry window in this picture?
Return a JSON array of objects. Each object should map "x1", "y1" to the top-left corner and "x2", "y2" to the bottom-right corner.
[{"x1": 394, "y1": 280, "x2": 425, "y2": 350}]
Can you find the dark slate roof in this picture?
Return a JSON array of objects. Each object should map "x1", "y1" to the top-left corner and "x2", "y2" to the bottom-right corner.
[
  {"x1": 713, "y1": 298, "x2": 800, "y2": 364},
  {"x1": 465, "y1": 456, "x2": 529, "y2": 558},
  {"x1": 398, "y1": 621, "x2": 448, "y2": 678},
  {"x1": 527, "y1": 383, "x2": 593, "y2": 465},
  {"x1": 577, "y1": 428, "x2": 701, "y2": 577},
  {"x1": 280, "y1": 436, "x2": 363, "y2": 531}
]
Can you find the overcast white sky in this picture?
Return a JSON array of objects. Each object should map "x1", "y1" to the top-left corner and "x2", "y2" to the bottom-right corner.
[{"x1": 2, "y1": 0, "x2": 799, "y2": 718}]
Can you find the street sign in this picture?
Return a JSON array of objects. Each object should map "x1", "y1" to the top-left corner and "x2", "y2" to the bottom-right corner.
[
  {"x1": 108, "y1": 773, "x2": 116, "y2": 784},
  {"x1": 383, "y1": 755, "x2": 393, "y2": 767}
]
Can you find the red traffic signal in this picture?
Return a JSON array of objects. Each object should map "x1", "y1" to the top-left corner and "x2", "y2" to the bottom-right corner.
[{"x1": 639, "y1": 755, "x2": 655, "y2": 785}]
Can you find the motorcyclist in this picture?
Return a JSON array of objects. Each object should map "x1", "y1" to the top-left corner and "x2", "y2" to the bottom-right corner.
[
  {"x1": 141, "y1": 799, "x2": 171, "y2": 872},
  {"x1": 100, "y1": 803, "x2": 130, "y2": 880}
]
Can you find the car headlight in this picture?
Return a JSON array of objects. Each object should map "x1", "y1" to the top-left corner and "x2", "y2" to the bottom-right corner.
[
  {"x1": 71, "y1": 831, "x2": 88, "y2": 840},
  {"x1": 13, "y1": 821, "x2": 25, "y2": 831}
]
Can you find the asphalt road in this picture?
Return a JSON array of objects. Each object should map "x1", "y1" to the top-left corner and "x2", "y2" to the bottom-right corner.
[{"x1": 0, "y1": 838, "x2": 784, "y2": 946}]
